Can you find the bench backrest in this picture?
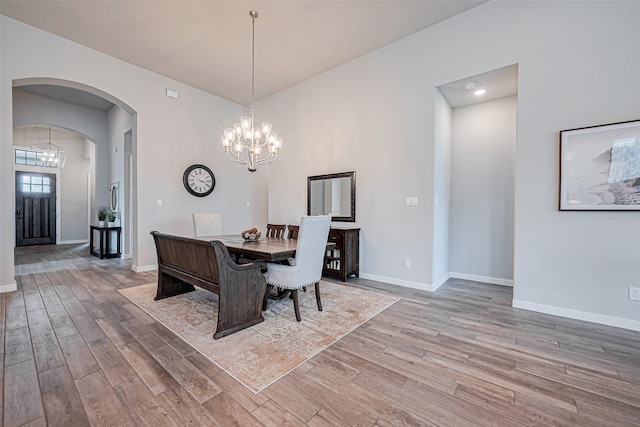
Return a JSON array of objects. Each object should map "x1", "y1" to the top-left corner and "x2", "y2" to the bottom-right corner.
[{"x1": 151, "y1": 231, "x2": 220, "y2": 285}]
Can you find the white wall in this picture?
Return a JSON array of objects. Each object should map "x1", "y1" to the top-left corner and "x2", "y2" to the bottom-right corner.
[
  {"x1": 0, "y1": 16, "x2": 5, "y2": 291},
  {"x1": 432, "y1": 89, "x2": 452, "y2": 289},
  {"x1": 1, "y1": 16, "x2": 268, "y2": 287},
  {"x1": 263, "y1": 43, "x2": 434, "y2": 290},
  {"x1": 265, "y1": 1, "x2": 640, "y2": 329},
  {"x1": 13, "y1": 89, "x2": 109, "y2": 141},
  {"x1": 57, "y1": 129, "x2": 90, "y2": 243},
  {"x1": 104, "y1": 106, "x2": 132, "y2": 252},
  {"x1": 449, "y1": 96, "x2": 516, "y2": 284},
  {"x1": 106, "y1": 106, "x2": 131, "y2": 219}
]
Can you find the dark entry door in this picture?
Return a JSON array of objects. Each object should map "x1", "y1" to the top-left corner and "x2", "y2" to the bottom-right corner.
[{"x1": 15, "y1": 171, "x2": 57, "y2": 246}]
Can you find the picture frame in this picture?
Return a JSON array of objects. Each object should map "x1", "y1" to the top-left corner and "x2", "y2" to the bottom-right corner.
[{"x1": 559, "y1": 119, "x2": 640, "y2": 210}]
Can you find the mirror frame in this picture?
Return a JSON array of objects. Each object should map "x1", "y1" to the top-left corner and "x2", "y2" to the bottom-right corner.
[{"x1": 307, "y1": 171, "x2": 356, "y2": 222}]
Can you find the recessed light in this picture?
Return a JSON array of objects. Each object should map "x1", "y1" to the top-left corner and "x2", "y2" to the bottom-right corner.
[
  {"x1": 474, "y1": 89, "x2": 486, "y2": 96},
  {"x1": 464, "y1": 81, "x2": 477, "y2": 90}
]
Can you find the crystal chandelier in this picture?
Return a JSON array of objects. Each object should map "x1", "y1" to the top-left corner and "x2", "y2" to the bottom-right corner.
[
  {"x1": 31, "y1": 127, "x2": 67, "y2": 168},
  {"x1": 221, "y1": 10, "x2": 283, "y2": 172}
]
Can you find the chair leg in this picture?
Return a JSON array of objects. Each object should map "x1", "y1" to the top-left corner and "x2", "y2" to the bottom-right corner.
[
  {"x1": 291, "y1": 289, "x2": 301, "y2": 322},
  {"x1": 314, "y1": 282, "x2": 322, "y2": 312}
]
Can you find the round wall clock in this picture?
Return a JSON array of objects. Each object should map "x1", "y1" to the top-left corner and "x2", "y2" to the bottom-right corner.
[{"x1": 183, "y1": 164, "x2": 215, "y2": 197}]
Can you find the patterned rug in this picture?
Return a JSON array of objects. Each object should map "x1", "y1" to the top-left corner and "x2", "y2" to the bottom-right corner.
[{"x1": 119, "y1": 281, "x2": 398, "y2": 393}]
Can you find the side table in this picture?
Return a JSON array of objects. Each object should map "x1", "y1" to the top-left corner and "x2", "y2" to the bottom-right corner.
[{"x1": 89, "y1": 225, "x2": 121, "y2": 259}]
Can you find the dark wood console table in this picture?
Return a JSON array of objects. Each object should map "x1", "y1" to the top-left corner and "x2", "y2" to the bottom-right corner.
[
  {"x1": 324, "y1": 228, "x2": 360, "y2": 281},
  {"x1": 89, "y1": 225, "x2": 121, "y2": 259}
]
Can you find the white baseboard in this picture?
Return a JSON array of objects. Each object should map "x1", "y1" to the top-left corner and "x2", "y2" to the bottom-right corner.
[
  {"x1": 347, "y1": 271, "x2": 639, "y2": 332},
  {"x1": 132, "y1": 264, "x2": 157, "y2": 273},
  {"x1": 0, "y1": 281, "x2": 17, "y2": 293},
  {"x1": 432, "y1": 273, "x2": 450, "y2": 291},
  {"x1": 513, "y1": 299, "x2": 640, "y2": 332},
  {"x1": 450, "y1": 272, "x2": 513, "y2": 287},
  {"x1": 359, "y1": 273, "x2": 437, "y2": 292},
  {"x1": 59, "y1": 239, "x2": 89, "y2": 245}
]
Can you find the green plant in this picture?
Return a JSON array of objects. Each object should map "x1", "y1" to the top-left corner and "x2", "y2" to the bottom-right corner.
[
  {"x1": 98, "y1": 206, "x2": 110, "y2": 221},
  {"x1": 107, "y1": 210, "x2": 118, "y2": 222}
]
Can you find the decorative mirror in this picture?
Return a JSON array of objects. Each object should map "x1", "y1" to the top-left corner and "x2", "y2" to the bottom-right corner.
[
  {"x1": 110, "y1": 182, "x2": 119, "y2": 212},
  {"x1": 307, "y1": 171, "x2": 355, "y2": 222}
]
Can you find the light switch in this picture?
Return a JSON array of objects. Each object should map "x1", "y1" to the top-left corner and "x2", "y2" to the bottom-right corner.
[
  {"x1": 406, "y1": 197, "x2": 418, "y2": 206},
  {"x1": 156, "y1": 199, "x2": 163, "y2": 206}
]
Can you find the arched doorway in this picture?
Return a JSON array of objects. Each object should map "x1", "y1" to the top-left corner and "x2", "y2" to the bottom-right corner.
[{"x1": 12, "y1": 78, "x2": 137, "y2": 261}]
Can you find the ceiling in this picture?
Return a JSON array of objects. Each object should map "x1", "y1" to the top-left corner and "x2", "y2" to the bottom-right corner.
[
  {"x1": 1, "y1": 0, "x2": 488, "y2": 106},
  {"x1": 438, "y1": 64, "x2": 518, "y2": 109}
]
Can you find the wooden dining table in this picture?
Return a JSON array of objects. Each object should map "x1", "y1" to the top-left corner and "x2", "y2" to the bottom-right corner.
[
  {"x1": 195, "y1": 235, "x2": 334, "y2": 263},
  {"x1": 195, "y1": 234, "x2": 335, "y2": 300}
]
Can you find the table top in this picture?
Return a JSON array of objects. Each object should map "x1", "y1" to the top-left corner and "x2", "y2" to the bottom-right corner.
[
  {"x1": 90, "y1": 225, "x2": 122, "y2": 230},
  {"x1": 196, "y1": 235, "x2": 300, "y2": 263},
  {"x1": 196, "y1": 235, "x2": 334, "y2": 263}
]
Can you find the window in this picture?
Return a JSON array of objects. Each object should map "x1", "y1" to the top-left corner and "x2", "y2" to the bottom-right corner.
[
  {"x1": 15, "y1": 149, "x2": 58, "y2": 168},
  {"x1": 21, "y1": 175, "x2": 51, "y2": 193}
]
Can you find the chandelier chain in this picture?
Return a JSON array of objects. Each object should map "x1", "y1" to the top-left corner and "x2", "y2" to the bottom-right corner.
[
  {"x1": 220, "y1": 10, "x2": 283, "y2": 172},
  {"x1": 251, "y1": 12, "x2": 255, "y2": 108}
]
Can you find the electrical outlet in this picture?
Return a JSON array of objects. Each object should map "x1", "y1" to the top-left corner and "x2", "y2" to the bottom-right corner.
[
  {"x1": 404, "y1": 259, "x2": 411, "y2": 268},
  {"x1": 630, "y1": 287, "x2": 640, "y2": 301}
]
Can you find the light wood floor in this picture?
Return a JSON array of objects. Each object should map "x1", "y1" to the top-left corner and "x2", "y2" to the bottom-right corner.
[{"x1": 3, "y1": 243, "x2": 640, "y2": 426}]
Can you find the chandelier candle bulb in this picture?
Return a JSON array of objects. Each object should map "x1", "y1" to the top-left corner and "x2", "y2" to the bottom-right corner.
[{"x1": 221, "y1": 10, "x2": 284, "y2": 172}]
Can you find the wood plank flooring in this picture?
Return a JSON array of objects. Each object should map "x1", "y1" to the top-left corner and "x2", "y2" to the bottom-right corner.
[{"x1": 3, "y1": 243, "x2": 640, "y2": 426}]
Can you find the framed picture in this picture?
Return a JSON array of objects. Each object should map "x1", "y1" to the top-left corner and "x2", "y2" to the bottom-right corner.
[{"x1": 559, "y1": 119, "x2": 640, "y2": 210}]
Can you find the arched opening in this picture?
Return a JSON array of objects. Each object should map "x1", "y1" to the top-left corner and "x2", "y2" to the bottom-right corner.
[{"x1": 12, "y1": 78, "x2": 138, "y2": 262}]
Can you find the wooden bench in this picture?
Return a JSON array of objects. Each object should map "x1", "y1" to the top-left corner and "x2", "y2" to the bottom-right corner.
[{"x1": 150, "y1": 231, "x2": 267, "y2": 339}]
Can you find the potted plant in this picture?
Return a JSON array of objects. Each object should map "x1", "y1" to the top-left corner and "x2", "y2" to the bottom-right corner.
[
  {"x1": 98, "y1": 206, "x2": 109, "y2": 227},
  {"x1": 107, "y1": 210, "x2": 118, "y2": 227}
]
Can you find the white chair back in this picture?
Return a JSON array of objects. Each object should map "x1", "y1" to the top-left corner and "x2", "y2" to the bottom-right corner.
[
  {"x1": 192, "y1": 213, "x2": 222, "y2": 237},
  {"x1": 292, "y1": 215, "x2": 332, "y2": 283}
]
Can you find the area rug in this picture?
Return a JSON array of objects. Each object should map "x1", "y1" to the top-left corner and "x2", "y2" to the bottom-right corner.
[{"x1": 119, "y1": 281, "x2": 398, "y2": 393}]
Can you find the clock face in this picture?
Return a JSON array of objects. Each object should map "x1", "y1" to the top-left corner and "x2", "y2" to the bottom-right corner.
[{"x1": 183, "y1": 164, "x2": 215, "y2": 197}]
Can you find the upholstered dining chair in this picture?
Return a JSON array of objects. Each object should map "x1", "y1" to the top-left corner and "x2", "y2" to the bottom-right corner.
[
  {"x1": 263, "y1": 216, "x2": 331, "y2": 321},
  {"x1": 192, "y1": 213, "x2": 222, "y2": 237},
  {"x1": 265, "y1": 223, "x2": 286, "y2": 238}
]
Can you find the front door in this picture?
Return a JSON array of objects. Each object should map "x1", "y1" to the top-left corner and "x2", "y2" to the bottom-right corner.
[{"x1": 15, "y1": 171, "x2": 57, "y2": 246}]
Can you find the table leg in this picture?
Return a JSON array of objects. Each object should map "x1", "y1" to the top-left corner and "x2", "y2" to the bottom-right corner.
[
  {"x1": 116, "y1": 228, "x2": 121, "y2": 257},
  {"x1": 100, "y1": 230, "x2": 105, "y2": 259},
  {"x1": 105, "y1": 229, "x2": 111, "y2": 257}
]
